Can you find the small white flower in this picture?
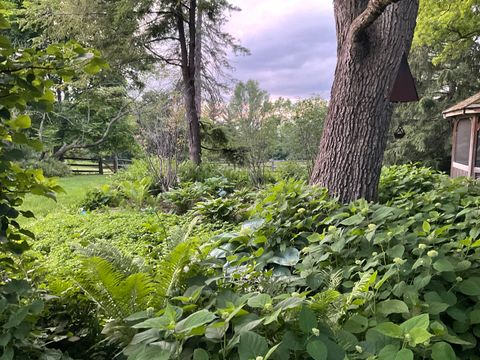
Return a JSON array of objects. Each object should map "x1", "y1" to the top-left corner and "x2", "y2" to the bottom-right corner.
[
  {"x1": 456, "y1": 276, "x2": 463, "y2": 282},
  {"x1": 418, "y1": 243, "x2": 427, "y2": 250},
  {"x1": 312, "y1": 328, "x2": 320, "y2": 336},
  {"x1": 372, "y1": 252, "x2": 378, "y2": 256},
  {"x1": 427, "y1": 250, "x2": 438, "y2": 258},
  {"x1": 355, "y1": 345, "x2": 363, "y2": 353},
  {"x1": 393, "y1": 257, "x2": 405, "y2": 265}
]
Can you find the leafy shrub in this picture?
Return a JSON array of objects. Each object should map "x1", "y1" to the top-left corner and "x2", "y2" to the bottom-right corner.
[
  {"x1": 193, "y1": 188, "x2": 254, "y2": 224},
  {"x1": 123, "y1": 174, "x2": 480, "y2": 359},
  {"x1": 178, "y1": 161, "x2": 222, "y2": 183},
  {"x1": 379, "y1": 163, "x2": 444, "y2": 202},
  {"x1": 162, "y1": 177, "x2": 235, "y2": 214},
  {"x1": 23, "y1": 157, "x2": 72, "y2": 177},
  {"x1": 273, "y1": 161, "x2": 309, "y2": 181},
  {"x1": 118, "y1": 177, "x2": 152, "y2": 207},
  {"x1": 80, "y1": 184, "x2": 123, "y2": 210},
  {"x1": 114, "y1": 159, "x2": 150, "y2": 183}
]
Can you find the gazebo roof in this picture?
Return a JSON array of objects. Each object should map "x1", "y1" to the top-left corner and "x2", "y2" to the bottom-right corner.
[{"x1": 443, "y1": 91, "x2": 480, "y2": 118}]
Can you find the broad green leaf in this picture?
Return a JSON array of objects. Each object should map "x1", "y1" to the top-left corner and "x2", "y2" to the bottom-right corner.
[
  {"x1": 400, "y1": 314, "x2": 429, "y2": 332},
  {"x1": 343, "y1": 314, "x2": 368, "y2": 334},
  {"x1": 205, "y1": 321, "x2": 228, "y2": 339},
  {"x1": 433, "y1": 258, "x2": 454, "y2": 272},
  {"x1": 470, "y1": 309, "x2": 480, "y2": 324},
  {"x1": 340, "y1": 213, "x2": 365, "y2": 226},
  {"x1": 377, "y1": 300, "x2": 409, "y2": 316},
  {"x1": 175, "y1": 309, "x2": 216, "y2": 333},
  {"x1": 247, "y1": 294, "x2": 272, "y2": 309},
  {"x1": 408, "y1": 327, "x2": 432, "y2": 345},
  {"x1": 270, "y1": 247, "x2": 300, "y2": 266},
  {"x1": 238, "y1": 331, "x2": 268, "y2": 360},
  {"x1": 10, "y1": 114, "x2": 31, "y2": 129},
  {"x1": 422, "y1": 221, "x2": 431, "y2": 232},
  {"x1": 3, "y1": 306, "x2": 29, "y2": 329},
  {"x1": 387, "y1": 244, "x2": 405, "y2": 259},
  {"x1": 431, "y1": 342, "x2": 456, "y2": 360},
  {"x1": 395, "y1": 349, "x2": 413, "y2": 360},
  {"x1": 375, "y1": 322, "x2": 403, "y2": 338},
  {"x1": 457, "y1": 277, "x2": 480, "y2": 296},
  {"x1": 378, "y1": 344, "x2": 401, "y2": 360},
  {"x1": 306, "y1": 339, "x2": 328, "y2": 360},
  {"x1": 299, "y1": 306, "x2": 317, "y2": 334},
  {"x1": 193, "y1": 349, "x2": 210, "y2": 360},
  {"x1": 0, "y1": 332, "x2": 11, "y2": 347}
]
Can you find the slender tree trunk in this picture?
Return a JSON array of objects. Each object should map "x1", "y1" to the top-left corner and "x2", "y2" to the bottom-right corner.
[
  {"x1": 177, "y1": 0, "x2": 202, "y2": 165},
  {"x1": 310, "y1": 0, "x2": 419, "y2": 202},
  {"x1": 195, "y1": 6, "x2": 203, "y2": 116}
]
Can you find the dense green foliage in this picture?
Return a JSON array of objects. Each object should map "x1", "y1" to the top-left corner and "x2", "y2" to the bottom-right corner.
[{"x1": 0, "y1": 7, "x2": 106, "y2": 358}]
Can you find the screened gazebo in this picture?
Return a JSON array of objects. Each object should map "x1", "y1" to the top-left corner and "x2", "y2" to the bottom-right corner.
[{"x1": 443, "y1": 92, "x2": 480, "y2": 178}]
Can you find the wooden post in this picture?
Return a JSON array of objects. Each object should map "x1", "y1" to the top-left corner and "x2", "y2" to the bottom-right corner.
[
  {"x1": 113, "y1": 154, "x2": 119, "y2": 173},
  {"x1": 98, "y1": 157, "x2": 104, "y2": 175}
]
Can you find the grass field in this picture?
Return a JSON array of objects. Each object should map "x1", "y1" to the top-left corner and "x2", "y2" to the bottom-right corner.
[{"x1": 20, "y1": 175, "x2": 111, "y2": 221}]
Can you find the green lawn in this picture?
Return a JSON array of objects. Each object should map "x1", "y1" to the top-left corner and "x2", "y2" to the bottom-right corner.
[{"x1": 21, "y1": 175, "x2": 111, "y2": 221}]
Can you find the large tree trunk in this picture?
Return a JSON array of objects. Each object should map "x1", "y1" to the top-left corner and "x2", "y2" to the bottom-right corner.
[{"x1": 310, "y1": 0, "x2": 418, "y2": 202}]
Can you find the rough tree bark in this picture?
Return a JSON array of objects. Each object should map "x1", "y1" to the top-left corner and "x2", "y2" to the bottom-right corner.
[
  {"x1": 310, "y1": 0, "x2": 419, "y2": 202},
  {"x1": 177, "y1": 0, "x2": 202, "y2": 165}
]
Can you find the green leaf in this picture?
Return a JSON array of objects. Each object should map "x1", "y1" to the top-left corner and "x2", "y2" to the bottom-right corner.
[
  {"x1": 0, "y1": 15, "x2": 10, "y2": 29},
  {"x1": 299, "y1": 306, "x2": 317, "y2": 334},
  {"x1": 340, "y1": 213, "x2": 365, "y2": 226},
  {"x1": 387, "y1": 244, "x2": 405, "y2": 258},
  {"x1": 422, "y1": 221, "x2": 431, "y2": 232},
  {"x1": 238, "y1": 331, "x2": 268, "y2": 360},
  {"x1": 10, "y1": 114, "x2": 31, "y2": 129},
  {"x1": 400, "y1": 314, "x2": 429, "y2": 332},
  {"x1": 193, "y1": 349, "x2": 210, "y2": 360},
  {"x1": 431, "y1": 342, "x2": 456, "y2": 360},
  {"x1": 375, "y1": 322, "x2": 403, "y2": 338},
  {"x1": 306, "y1": 340, "x2": 328, "y2": 360},
  {"x1": 264, "y1": 308, "x2": 282, "y2": 325},
  {"x1": 377, "y1": 300, "x2": 409, "y2": 316},
  {"x1": 470, "y1": 309, "x2": 480, "y2": 324},
  {"x1": 264, "y1": 343, "x2": 280, "y2": 360},
  {"x1": 270, "y1": 247, "x2": 300, "y2": 266},
  {"x1": 175, "y1": 309, "x2": 216, "y2": 333},
  {"x1": 395, "y1": 349, "x2": 413, "y2": 360},
  {"x1": 408, "y1": 327, "x2": 432, "y2": 345},
  {"x1": 378, "y1": 344, "x2": 401, "y2": 360},
  {"x1": 457, "y1": 277, "x2": 480, "y2": 296},
  {"x1": 3, "y1": 306, "x2": 29, "y2": 329},
  {"x1": 247, "y1": 294, "x2": 272, "y2": 309},
  {"x1": 433, "y1": 258, "x2": 454, "y2": 272},
  {"x1": 0, "y1": 332, "x2": 11, "y2": 347},
  {"x1": 343, "y1": 314, "x2": 368, "y2": 334}
]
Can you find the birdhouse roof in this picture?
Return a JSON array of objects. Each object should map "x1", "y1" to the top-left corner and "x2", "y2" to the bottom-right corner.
[{"x1": 443, "y1": 91, "x2": 480, "y2": 118}]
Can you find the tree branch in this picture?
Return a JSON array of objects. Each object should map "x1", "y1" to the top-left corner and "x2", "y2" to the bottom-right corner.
[{"x1": 346, "y1": 0, "x2": 403, "y2": 45}]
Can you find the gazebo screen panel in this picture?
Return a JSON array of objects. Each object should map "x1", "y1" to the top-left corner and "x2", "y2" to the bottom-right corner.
[{"x1": 454, "y1": 118, "x2": 471, "y2": 166}]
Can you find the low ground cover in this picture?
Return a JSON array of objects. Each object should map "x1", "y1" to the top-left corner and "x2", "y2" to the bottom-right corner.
[{"x1": 4, "y1": 163, "x2": 480, "y2": 359}]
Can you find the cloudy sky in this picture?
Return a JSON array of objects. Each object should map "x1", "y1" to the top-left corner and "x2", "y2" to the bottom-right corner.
[{"x1": 226, "y1": 0, "x2": 336, "y2": 99}]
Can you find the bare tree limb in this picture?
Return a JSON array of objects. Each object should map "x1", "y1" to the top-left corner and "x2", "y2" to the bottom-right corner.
[
  {"x1": 52, "y1": 98, "x2": 134, "y2": 158},
  {"x1": 346, "y1": 0, "x2": 403, "y2": 45}
]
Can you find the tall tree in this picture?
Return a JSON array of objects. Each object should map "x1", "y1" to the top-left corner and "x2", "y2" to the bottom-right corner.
[
  {"x1": 227, "y1": 80, "x2": 276, "y2": 184},
  {"x1": 310, "y1": 0, "x2": 419, "y2": 202},
  {"x1": 138, "y1": 0, "x2": 245, "y2": 165},
  {"x1": 385, "y1": 0, "x2": 480, "y2": 170}
]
